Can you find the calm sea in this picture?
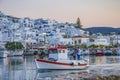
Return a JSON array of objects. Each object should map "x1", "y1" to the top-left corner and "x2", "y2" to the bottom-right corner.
[{"x1": 0, "y1": 55, "x2": 120, "y2": 80}]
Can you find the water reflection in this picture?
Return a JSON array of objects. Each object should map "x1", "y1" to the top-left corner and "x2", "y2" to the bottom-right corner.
[
  {"x1": 106, "y1": 56, "x2": 120, "y2": 64},
  {"x1": 0, "y1": 56, "x2": 36, "y2": 80},
  {"x1": 89, "y1": 55, "x2": 120, "y2": 65},
  {"x1": 7, "y1": 57, "x2": 23, "y2": 70},
  {"x1": 35, "y1": 69, "x2": 89, "y2": 79},
  {"x1": 0, "y1": 55, "x2": 120, "y2": 80}
]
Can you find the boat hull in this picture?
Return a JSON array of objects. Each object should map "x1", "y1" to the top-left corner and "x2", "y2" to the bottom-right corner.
[
  {"x1": 35, "y1": 59, "x2": 88, "y2": 70},
  {"x1": 96, "y1": 52, "x2": 104, "y2": 56},
  {"x1": 8, "y1": 50, "x2": 23, "y2": 56},
  {"x1": 0, "y1": 51, "x2": 8, "y2": 58}
]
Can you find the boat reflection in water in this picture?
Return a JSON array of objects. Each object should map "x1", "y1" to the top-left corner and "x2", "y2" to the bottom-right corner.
[{"x1": 35, "y1": 69, "x2": 89, "y2": 80}]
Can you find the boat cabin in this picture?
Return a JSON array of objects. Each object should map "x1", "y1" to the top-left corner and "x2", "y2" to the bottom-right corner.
[{"x1": 48, "y1": 44, "x2": 68, "y2": 61}]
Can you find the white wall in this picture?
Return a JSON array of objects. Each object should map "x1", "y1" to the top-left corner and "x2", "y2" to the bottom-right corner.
[
  {"x1": 94, "y1": 38, "x2": 110, "y2": 46},
  {"x1": 59, "y1": 38, "x2": 74, "y2": 45}
]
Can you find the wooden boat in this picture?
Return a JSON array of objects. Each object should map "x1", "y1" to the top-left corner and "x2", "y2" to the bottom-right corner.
[{"x1": 35, "y1": 44, "x2": 88, "y2": 70}]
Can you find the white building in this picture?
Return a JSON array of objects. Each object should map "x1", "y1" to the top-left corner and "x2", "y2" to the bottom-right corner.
[
  {"x1": 72, "y1": 36, "x2": 90, "y2": 46},
  {"x1": 0, "y1": 11, "x2": 92, "y2": 49},
  {"x1": 0, "y1": 31, "x2": 4, "y2": 48},
  {"x1": 112, "y1": 35, "x2": 120, "y2": 45},
  {"x1": 94, "y1": 36, "x2": 110, "y2": 46},
  {"x1": 59, "y1": 38, "x2": 74, "y2": 45}
]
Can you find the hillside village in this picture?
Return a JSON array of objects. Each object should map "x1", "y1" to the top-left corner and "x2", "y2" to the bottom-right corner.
[{"x1": 0, "y1": 11, "x2": 120, "y2": 50}]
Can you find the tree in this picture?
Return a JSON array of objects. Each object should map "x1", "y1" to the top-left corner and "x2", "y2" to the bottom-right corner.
[
  {"x1": 88, "y1": 44, "x2": 98, "y2": 48},
  {"x1": 80, "y1": 44, "x2": 87, "y2": 48},
  {"x1": 89, "y1": 31, "x2": 93, "y2": 35},
  {"x1": 5, "y1": 42, "x2": 24, "y2": 50},
  {"x1": 62, "y1": 34, "x2": 67, "y2": 38},
  {"x1": 76, "y1": 17, "x2": 82, "y2": 28}
]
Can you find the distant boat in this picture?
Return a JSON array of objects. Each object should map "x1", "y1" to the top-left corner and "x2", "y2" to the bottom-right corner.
[
  {"x1": 104, "y1": 49, "x2": 113, "y2": 56},
  {"x1": 96, "y1": 49, "x2": 104, "y2": 56},
  {"x1": 35, "y1": 44, "x2": 88, "y2": 70},
  {"x1": 8, "y1": 50, "x2": 23, "y2": 56}
]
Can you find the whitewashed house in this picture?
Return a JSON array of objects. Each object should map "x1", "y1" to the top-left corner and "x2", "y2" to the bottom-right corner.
[
  {"x1": 80, "y1": 29, "x2": 89, "y2": 36},
  {"x1": 0, "y1": 18, "x2": 13, "y2": 46},
  {"x1": 19, "y1": 18, "x2": 34, "y2": 28},
  {"x1": 94, "y1": 36, "x2": 110, "y2": 46},
  {"x1": 72, "y1": 36, "x2": 90, "y2": 46},
  {"x1": 0, "y1": 11, "x2": 5, "y2": 17},
  {"x1": 0, "y1": 11, "x2": 92, "y2": 49},
  {"x1": 48, "y1": 29, "x2": 62, "y2": 44},
  {"x1": 112, "y1": 35, "x2": 120, "y2": 45},
  {"x1": 59, "y1": 38, "x2": 74, "y2": 45},
  {"x1": 0, "y1": 31, "x2": 4, "y2": 48}
]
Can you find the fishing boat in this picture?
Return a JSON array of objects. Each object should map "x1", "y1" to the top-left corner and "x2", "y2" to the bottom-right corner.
[
  {"x1": 96, "y1": 49, "x2": 104, "y2": 56},
  {"x1": 35, "y1": 44, "x2": 88, "y2": 70}
]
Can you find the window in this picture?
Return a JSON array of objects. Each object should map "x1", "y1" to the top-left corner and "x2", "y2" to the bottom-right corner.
[
  {"x1": 49, "y1": 50, "x2": 53, "y2": 54},
  {"x1": 49, "y1": 50, "x2": 58, "y2": 53},
  {"x1": 36, "y1": 34, "x2": 38, "y2": 36},
  {"x1": 53, "y1": 50, "x2": 58, "y2": 53},
  {"x1": 90, "y1": 39, "x2": 94, "y2": 42},
  {"x1": 72, "y1": 42, "x2": 73, "y2": 44},
  {"x1": 75, "y1": 40, "x2": 77, "y2": 44},
  {"x1": 68, "y1": 42, "x2": 70, "y2": 45},
  {"x1": 63, "y1": 50, "x2": 65, "y2": 53},
  {"x1": 78, "y1": 39, "x2": 81, "y2": 44},
  {"x1": 58, "y1": 50, "x2": 61, "y2": 53}
]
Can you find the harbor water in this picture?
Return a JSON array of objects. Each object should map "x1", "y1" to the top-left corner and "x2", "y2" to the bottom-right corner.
[{"x1": 0, "y1": 55, "x2": 120, "y2": 80}]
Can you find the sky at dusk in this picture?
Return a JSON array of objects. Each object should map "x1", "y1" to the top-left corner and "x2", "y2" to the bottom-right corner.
[{"x1": 0, "y1": 0, "x2": 120, "y2": 28}]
